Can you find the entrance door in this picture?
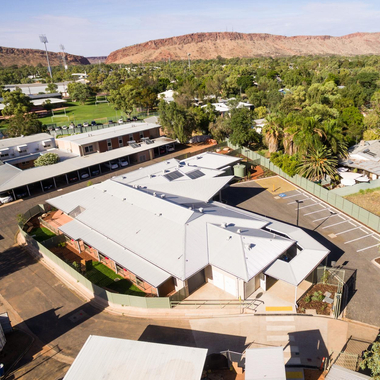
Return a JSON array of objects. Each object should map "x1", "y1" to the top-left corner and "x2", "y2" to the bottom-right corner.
[{"x1": 187, "y1": 269, "x2": 205, "y2": 294}]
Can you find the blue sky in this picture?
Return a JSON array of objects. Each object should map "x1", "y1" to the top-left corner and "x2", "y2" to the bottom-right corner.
[{"x1": 1, "y1": 0, "x2": 380, "y2": 57}]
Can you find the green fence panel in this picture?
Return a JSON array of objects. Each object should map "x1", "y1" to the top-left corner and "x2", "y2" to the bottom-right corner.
[
  {"x1": 334, "y1": 196, "x2": 344, "y2": 210},
  {"x1": 129, "y1": 296, "x2": 148, "y2": 308},
  {"x1": 306, "y1": 180, "x2": 314, "y2": 192},
  {"x1": 358, "y1": 208, "x2": 370, "y2": 225},
  {"x1": 368, "y1": 213, "x2": 380, "y2": 231},
  {"x1": 342, "y1": 199, "x2": 353, "y2": 216},
  {"x1": 106, "y1": 292, "x2": 131, "y2": 307},
  {"x1": 146, "y1": 297, "x2": 171, "y2": 308}
]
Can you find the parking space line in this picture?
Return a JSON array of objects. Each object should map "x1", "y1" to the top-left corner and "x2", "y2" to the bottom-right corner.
[
  {"x1": 304, "y1": 209, "x2": 327, "y2": 216},
  {"x1": 282, "y1": 194, "x2": 301, "y2": 199},
  {"x1": 357, "y1": 243, "x2": 380, "y2": 252},
  {"x1": 345, "y1": 234, "x2": 373, "y2": 244},
  {"x1": 296, "y1": 203, "x2": 319, "y2": 210},
  {"x1": 335, "y1": 226, "x2": 362, "y2": 236},
  {"x1": 313, "y1": 214, "x2": 339, "y2": 222},
  {"x1": 322, "y1": 220, "x2": 349, "y2": 229},
  {"x1": 288, "y1": 198, "x2": 309, "y2": 205}
]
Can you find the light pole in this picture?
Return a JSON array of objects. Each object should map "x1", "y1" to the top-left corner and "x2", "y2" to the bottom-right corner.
[
  {"x1": 296, "y1": 200, "x2": 303, "y2": 226},
  {"x1": 39, "y1": 34, "x2": 53, "y2": 79},
  {"x1": 60, "y1": 44, "x2": 68, "y2": 71},
  {"x1": 187, "y1": 53, "x2": 191, "y2": 70}
]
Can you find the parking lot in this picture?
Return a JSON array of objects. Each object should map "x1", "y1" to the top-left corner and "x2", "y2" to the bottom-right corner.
[{"x1": 222, "y1": 176, "x2": 380, "y2": 326}]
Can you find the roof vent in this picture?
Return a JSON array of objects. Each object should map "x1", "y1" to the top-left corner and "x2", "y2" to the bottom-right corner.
[
  {"x1": 153, "y1": 192, "x2": 157, "y2": 197},
  {"x1": 199, "y1": 207, "x2": 203, "y2": 213},
  {"x1": 221, "y1": 222, "x2": 228, "y2": 228},
  {"x1": 167, "y1": 161, "x2": 170, "y2": 164},
  {"x1": 196, "y1": 156, "x2": 201, "y2": 159},
  {"x1": 227, "y1": 236, "x2": 232, "y2": 241},
  {"x1": 237, "y1": 229, "x2": 241, "y2": 234},
  {"x1": 245, "y1": 243, "x2": 252, "y2": 250},
  {"x1": 102, "y1": 189, "x2": 107, "y2": 193},
  {"x1": 161, "y1": 194, "x2": 166, "y2": 198},
  {"x1": 189, "y1": 206, "x2": 193, "y2": 210},
  {"x1": 123, "y1": 198, "x2": 126, "y2": 201}
]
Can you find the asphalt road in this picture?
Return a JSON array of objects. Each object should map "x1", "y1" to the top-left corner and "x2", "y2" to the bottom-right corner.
[{"x1": 222, "y1": 180, "x2": 380, "y2": 327}]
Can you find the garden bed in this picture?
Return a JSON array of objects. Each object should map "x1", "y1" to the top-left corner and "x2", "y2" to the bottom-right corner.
[
  {"x1": 345, "y1": 188, "x2": 380, "y2": 217},
  {"x1": 297, "y1": 283, "x2": 337, "y2": 315},
  {"x1": 29, "y1": 227, "x2": 56, "y2": 242}
]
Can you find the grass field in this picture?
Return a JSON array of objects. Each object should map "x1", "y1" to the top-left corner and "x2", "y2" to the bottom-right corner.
[
  {"x1": 29, "y1": 227, "x2": 56, "y2": 242},
  {"x1": 345, "y1": 187, "x2": 380, "y2": 216},
  {"x1": 85, "y1": 261, "x2": 146, "y2": 296}
]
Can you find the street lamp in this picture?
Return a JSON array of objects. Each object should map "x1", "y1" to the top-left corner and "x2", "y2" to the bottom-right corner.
[
  {"x1": 295, "y1": 200, "x2": 303, "y2": 226},
  {"x1": 39, "y1": 34, "x2": 53, "y2": 79},
  {"x1": 187, "y1": 53, "x2": 191, "y2": 70},
  {"x1": 60, "y1": 44, "x2": 68, "y2": 71}
]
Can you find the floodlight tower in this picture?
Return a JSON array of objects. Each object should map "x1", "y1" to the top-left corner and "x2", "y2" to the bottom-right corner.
[
  {"x1": 39, "y1": 34, "x2": 53, "y2": 78},
  {"x1": 60, "y1": 44, "x2": 68, "y2": 70},
  {"x1": 187, "y1": 53, "x2": 191, "y2": 70}
]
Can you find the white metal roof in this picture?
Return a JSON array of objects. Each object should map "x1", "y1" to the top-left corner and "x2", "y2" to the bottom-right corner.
[
  {"x1": 0, "y1": 133, "x2": 53, "y2": 149},
  {"x1": 182, "y1": 152, "x2": 241, "y2": 170},
  {"x1": 59, "y1": 122, "x2": 161, "y2": 145},
  {"x1": 0, "y1": 137, "x2": 174, "y2": 192},
  {"x1": 245, "y1": 347, "x2": 286, "y2": 380},
  {"x1": 326, "y1": 365, "x2": 371, "y2": 380},
  {"x1": 63, "y1": 335, "x2": 207, "y2": 380}
]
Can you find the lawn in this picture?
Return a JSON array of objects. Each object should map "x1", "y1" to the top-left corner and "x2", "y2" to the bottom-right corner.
[
  {"x1": 85, "y1": 261, "x2": 146, "y2": 296},
  {"x1": 345, "y1": 187, "x2": 380, "y2": 217},
  {"x1": 29, "y1": 227, "x2": 56, "y2": 242}
]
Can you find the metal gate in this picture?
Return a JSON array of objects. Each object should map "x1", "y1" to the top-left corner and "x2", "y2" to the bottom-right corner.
[{"x1": 187, "y1": 269, "x2": 206, "y2": 294}]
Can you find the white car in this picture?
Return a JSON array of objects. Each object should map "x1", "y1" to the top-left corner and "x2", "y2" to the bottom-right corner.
[
  {"x1": 118, "y1": 118, "x2": 124, "y2": 124},
  {"x1": 119, "y1": 158, "x2": 129, "y2": 167},
  {"x1": 83, "y1": 122, "x2": 89, "y2": 127},
  {"x1": 0, "y1": 195, "x2": 13, "y2": 205},
  {"x1": 104, "y1": 161, "x2": 119, "y2": 170}
]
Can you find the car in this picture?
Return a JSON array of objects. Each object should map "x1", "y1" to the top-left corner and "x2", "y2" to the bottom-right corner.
[
  {"x1": 91, "y1": 121, "x2": 97, "y2": 126},
  {"x1": 108, "y1": 120, "x2": 114, "y2": 124},
  {"x1": 43, "y1": 184, "x2": 54, "y2": 191},
  {"x1": 69, "y1": 123, "x2": 75, "y2": 129},
  {"x1": 91, "y1": 169, "x2": 100, "y2": 176},
  {"x1": 15, "y1": 191, "x2": 28, "y2": 199},
  {"x1": 119, "y1": 158, "x2": 129, "y2": 167},
  {"x1": 126, "y1": 118, "x2": 132, "y2": 122},
  {"x1": 80, "y1": 172, "x2": 90, "y2": 179},
  {"x1": 0, "y1": 195, "x2": 13, "y2": 205},
  {"x1": 61, "y1": 125, "x2": 68, "y2": 130},
  {"x1": 68, "y1": 176, "x2": 78, "y2": 182},
  {"x1": 104, "y1": 161, "x2": 119, "y2": 170},
  {"x1": 132, "y1": 116, "x2": 138, "y2": 121},
  {"x1": 77, "y1": 123, "x2": 83, "y2": 128},
  {"x1": 118, "y1": 118, "x2": 124, "y2": 124},
  {"x1": 83, "y1": 122, "x2": 89, "y2": 127},
  {"x1": 167, "y1": 146, "x2": 175, "y2": 152},
  {"x1": 55, "y1": 126, "x2": 61, "y2": 131}
]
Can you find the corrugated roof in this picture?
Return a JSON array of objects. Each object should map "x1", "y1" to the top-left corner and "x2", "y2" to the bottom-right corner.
[
  {"x1": 59, "y1": 122, "x2": 161, "y2": 145},
  {"x1": 63, "y1": 335, "x2": 207, "y2": 380},
  {"x1": 59, "y1": 220, "x2": 171, "y2": 287},
  {"x1": 326, "y1": 365, "x2": 371, "y2": 380},
  {"x1": 182, "y1": 152, "x2": 241, "y2": 170},
  {"x1": 245, "y1": 347, "x2": 286, "y2": 380},
  {"x1": 0, "y1": 164, "x2": 21, "y2": 186},
  {"x1": 0, "y1": 137, "x2": 174, "y2": 192},
  {"x1": 0, "y1": 133, "x2": 53, "y2": 149}
]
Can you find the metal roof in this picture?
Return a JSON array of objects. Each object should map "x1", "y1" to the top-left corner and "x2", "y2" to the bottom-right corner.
[
  {"x1": 326, "y1": 365, "x2": 371, "y2": 380},
  {"x1": 63, "y1": 335, "x2": 207, "y2": 380},
  {"x1": 182, "y1": 152, "x2": 241, "y2": 170},
  {"x1": 0, "y1": 137, "x2": 174, "y2": 192},
  {"x1": 245, "y1": 347, "x2": 286, "y2": 380},
  {"x1": 0, "y1": 164, "x2": 21, "y2": 188},
  {"x1": 0, "y1": 133, "x2": 53, "y2": 149},
  {"x1": 59, "y1": 122, "x2": 161, "y2": 146}
]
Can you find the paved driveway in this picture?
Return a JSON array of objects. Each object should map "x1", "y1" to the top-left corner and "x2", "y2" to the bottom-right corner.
[{"x1": 222, "y1": 178, "x2": 380, "y2": 326}]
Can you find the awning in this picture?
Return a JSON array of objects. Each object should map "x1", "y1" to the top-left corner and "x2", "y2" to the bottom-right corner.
[
  {"x1": 42, "y1": 140, "x2": 52, "y2": 146},
  {"x1": 17, "y1": 145, "x2": 27, "y2": 151},
  {"x1": 0, "y1": 148, "x2": 9, "y2": 152}
]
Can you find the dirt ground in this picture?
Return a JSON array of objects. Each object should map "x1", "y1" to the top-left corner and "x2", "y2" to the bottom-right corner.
[
  {"x1": 345, "y1": 189, "x2": 380, "y2": 216},
  {"x1": 254, "y1": 176, "x2": 297, "y2": 195},
  {"x1": 304, "y1": 369, "x2": 325, "y2": 380},
  {"x1": 297, "y1": 284, "x2": 337, "y2": 316}
]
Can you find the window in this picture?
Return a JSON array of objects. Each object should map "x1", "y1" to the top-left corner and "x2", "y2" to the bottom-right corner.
[
  {"x1": 118, "y1": 137, "x2": 123, "y2": 147},
  {"x1": 84, "y1": 145, "x2": 94, "y2": 153},
  {"x1": 139, "y1": 154, "x2": 146, "y2": 162},
  {"x1": 136, "y1": 276, "x2": 144, "y2": 287},
  {"x1": 43, "y1": 144, "x2": 50, "y2": 148},
  {"x1": 107, "y1": 139, "x2": 112, "y2": 151},
  {"x1": 0, "y1": 153, "x2": 9, "y2": 158},
  {"x1": 139, "y1": 132, "x2": 144, "y2": 139},
  {"x1": 129, "y1": 134, "x2": 134, "y2": 141}
]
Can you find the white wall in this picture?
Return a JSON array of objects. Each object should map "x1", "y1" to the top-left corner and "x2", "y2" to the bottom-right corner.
[{"x1": 209, "y1": 266, "x2": 239, "y2": 298}]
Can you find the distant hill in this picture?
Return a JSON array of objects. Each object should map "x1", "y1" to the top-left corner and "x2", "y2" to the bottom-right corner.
[
  {"x1": 106, "y1": 31, "x2": 380, "y2": 64},
  {"x1": 86, "y1": 56, "x2": 107, "y2": 64},
  {"x1": 0, "y1": 46, "x2": 90, "y2": 67}
]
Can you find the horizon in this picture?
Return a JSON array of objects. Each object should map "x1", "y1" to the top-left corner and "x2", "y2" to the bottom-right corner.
[{"x1": 2, "y1": 0, "x2": 380, "y2": 57}]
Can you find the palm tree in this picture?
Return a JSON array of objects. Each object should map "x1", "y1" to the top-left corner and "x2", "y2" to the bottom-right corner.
[
  {"x1": 263, "y1": 115, "x2": 284, "y2": 153},
  {"x1": 296, "y1": 146, "x2": 338, "y2": 182},
  {"x1": 322, "y1": 119, "x2": 348, "y2": 158},
  {"x1": 283, "y1": 114, "x2": 302, "y2": 155},
  {"x1": 293, "y1": 117, "x2": 325, "y2": 154}
]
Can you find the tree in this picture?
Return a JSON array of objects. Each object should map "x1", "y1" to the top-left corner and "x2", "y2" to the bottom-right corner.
[
  {"x1": 67, "y1": 82, "x2": 90, "y2": 104},
  {"x1": 263, "y1": 115, "x2": 283, "y2": 153},
  {"x1": 45, "y1": 82, "x2": 58, "y2": 93},
  {"x1": 34, "y1": 152, "x2": 59, "y2": 167},
  {"x1": 209, "y1": 116, "x2": 230, "y2": 143},
  {"x1": 322, "y1": 120, "x2": 348, "y2": 158},
  {"x1": 1, "y1": 88, "x2": 32, "y2": 116},
  {"x1": 229, "y1": 107, "x2": 259, "y2": 148},
  {"x1": 7, "y1": 113, "x2": 44, "y2": 137},
  {"x1": 339, "y1": 106, "x2": 364, "y2": 144},
  {"x1": 109, "y1": 84, "x2": 136, "y2": 116},
  {"x1": 296, "y1": 147, "x2": 338, "y2": 182},
  {"x1": 360, "y1": 337, "x2": 380, "y2": 380}
]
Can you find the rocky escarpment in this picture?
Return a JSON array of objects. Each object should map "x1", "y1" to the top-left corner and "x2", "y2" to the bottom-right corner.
[
  {"x1": 106, "y1": 32, "x2": 380, "y2": 63},
  {"x1": 0, "y1": 46, "x2": 90, "y2": 67}
]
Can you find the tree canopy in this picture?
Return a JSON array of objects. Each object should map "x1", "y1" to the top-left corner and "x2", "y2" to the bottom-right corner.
[{"x1": 34, "y1": 152, "x2": 59, "y2": 167}]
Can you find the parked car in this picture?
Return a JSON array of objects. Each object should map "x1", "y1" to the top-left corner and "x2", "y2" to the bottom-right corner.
[
  {"x1": 15, "y1": 191, "x2": 28, "y2": 199},
  {"x1": 167, "y1": 146, "x2": 175, "y2": 152},
  {"x1": 91, "y1": 168, "x2": 100, "y2": 176},
  {"x1": 43, "y1": 184, "x2": 54, "y2": 191},
  {"x1": 61, "y1": 125, "x2": 68, "y2": 130},
  {"x1": 55, "y1": 126, "x2": 61, "y2": 131},
  {"x1": 68, "y1": 175, "x2": 78, "y2": 182},
  {"x1": 108, "y1": 120, "x2": 114, "y2": 124},
  {"x1": 104, "y1": 161, "x2": 119, "y2": 170},
  {"x1": 77, "y1": 123, "x2": 83, "y2": 128},
  {"x1": 119, "y1": 158, "x2": 129, "y2": 167},
  {"x1": 118, "y1": 118, "x2": 124, "y2": 124},
  {"x1": 126, "y1": 118, "x2": 132, "y2": 122},
  {"x1": 132, "y1": 116, "x2": 138, "y2": 121},
  {"x1": 83, "y1": 122, "x2": 89, "y2": 127},
  {"x1": 91, "y1": 120, "x2": 97, "y2": 126},
  {"x1": 0, "y1": 195, "x2": 13, "y2": 205},
  {"x1": 69, "y1": 123, "x2": 75, "y2": 129}
]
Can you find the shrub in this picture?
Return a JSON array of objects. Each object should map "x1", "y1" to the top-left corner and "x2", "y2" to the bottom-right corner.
[
  {"x1": 304, "y1": 295, "x2": 311, "y2": 303},
  {"x1": 34, "y1": 152, "x2": 59, "y2": 167},
  {"x1": 57, "y1": 241, "x2": 66, "y2": 248},
  {"x1": 311, "y1": 291, "x2": 324, "y2": 302}
]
